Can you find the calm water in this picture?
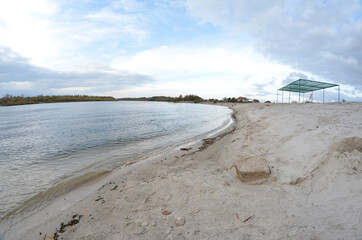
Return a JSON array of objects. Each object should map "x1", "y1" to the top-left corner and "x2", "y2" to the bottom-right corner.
[{"x1": 0, "y1": 101, "x2": 232, "y2": 219}]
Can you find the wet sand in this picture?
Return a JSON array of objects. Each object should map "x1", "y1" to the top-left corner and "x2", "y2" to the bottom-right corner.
[{"x1": 1, "y1": 102, "x2": 362, "y2": 240}]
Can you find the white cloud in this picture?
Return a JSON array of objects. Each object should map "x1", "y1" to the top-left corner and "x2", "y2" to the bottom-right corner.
[
  {"x1": 111, "y1": 44, "x2": 295, "y2": 99},
  {"x1": 113, "y1": 0, "x2": 145, "y2": 12},
  {"x1": 84, "y1": 8, "x2": 149, "y2": 42},
  {"x1": 113, "y1": 44, "x2": 291, "y2": 76},
  {"x1": 0, "y1": 0, "x2": 151, "y2": 70},
  {"x1": 0, "y1": 81, "x2": 34, "y2": 90},
  {"x1": 53, "y1": 86, "x2": 95, "y2": 94},
  {"x1": 0, "y1": 0, "x2": 59, "y2": 65}
]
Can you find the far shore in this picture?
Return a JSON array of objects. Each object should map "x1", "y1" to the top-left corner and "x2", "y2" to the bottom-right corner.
[
  {"x1": 0, "y1": 95, "x2": 117, "y2": 106},
  {"x1": 1, "y1": 102, "x2": 361, "y2": 240}
]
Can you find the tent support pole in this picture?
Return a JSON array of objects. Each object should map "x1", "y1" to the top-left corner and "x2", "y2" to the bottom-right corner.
[
  {"x1": 338, "y1": 85, "x2": 340, "y2": 102},
  {"x1": 277, "y1": 90, "x2": 278, "y2": 103},
  {"x1": 289, "y1": 91, "x2": 290, "y2": 103},
  {"x1": 299, "y1": 92, "x2": 300, "y2": 103},
  {"x1": 298, "y1": 80, "x2": 301, "y2": 103},
  {"x1": 282, "y1": 91, "x2": 284, "y2": 103},
  {"x1": 323, "y1": 89, "x2": 325, "y2": 103}
]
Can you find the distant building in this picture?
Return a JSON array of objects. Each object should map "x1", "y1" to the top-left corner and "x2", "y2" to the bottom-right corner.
[{"x1": 236, "y1": 97, "x2": 249, "y2": 103}]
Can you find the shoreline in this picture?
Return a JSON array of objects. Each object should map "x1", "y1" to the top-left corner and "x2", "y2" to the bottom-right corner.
[
  {"x1": 0, "y1": 101, "x2": 233, "y2": 224},
  {"x1": 0, "y1": 103, "x2": 236, "y2": 239},
  {"x1": 2, "y1": 102, "x2": 362, "y2": 239}
]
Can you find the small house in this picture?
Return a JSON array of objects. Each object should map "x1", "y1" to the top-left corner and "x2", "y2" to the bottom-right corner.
[{"x1": 236, "y1": 97, "x2": 248, "y2": 103}]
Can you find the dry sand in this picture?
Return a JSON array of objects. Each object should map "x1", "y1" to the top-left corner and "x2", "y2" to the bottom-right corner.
[{"x1": 1, "y1": 102, "x2": 362, "y2": 240}]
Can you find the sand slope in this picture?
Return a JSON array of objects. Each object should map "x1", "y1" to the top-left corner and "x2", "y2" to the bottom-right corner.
[{"x1": 2, "y1": 102, "x2": 362, "y2": 240}]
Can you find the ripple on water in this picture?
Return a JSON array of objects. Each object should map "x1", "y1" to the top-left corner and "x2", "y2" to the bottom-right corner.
[{"x1": 0, "y1": 101, "x2": 232, "y2": 220}]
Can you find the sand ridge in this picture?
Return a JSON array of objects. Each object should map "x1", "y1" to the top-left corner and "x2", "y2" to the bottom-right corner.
[{"x1": 1, "y1": 102, "x2": 361, "y2": 240}]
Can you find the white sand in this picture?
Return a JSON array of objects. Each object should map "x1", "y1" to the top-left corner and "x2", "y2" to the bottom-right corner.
[{"x1": 1, "y1": 102, "x2": 362, "y2": 240}]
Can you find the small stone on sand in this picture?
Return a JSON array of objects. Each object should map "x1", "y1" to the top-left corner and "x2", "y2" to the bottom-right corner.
[
  {"x1": 234, "y1": 157, "x2": 270, "y2": 183},
  {"x1": 175, "y1": 217, "x2": 186, "y2": 226}
]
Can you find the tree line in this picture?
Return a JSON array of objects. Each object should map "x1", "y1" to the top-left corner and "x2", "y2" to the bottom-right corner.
[
  {"x1": 118, "y1": 94, "x2": 203, "y2": 103},
  {"x1": 0, "y1": 95, "x2": 116, "y2": 106}
]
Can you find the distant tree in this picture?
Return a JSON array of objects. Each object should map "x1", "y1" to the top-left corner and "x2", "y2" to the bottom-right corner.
[
  {"x1": 183, "y1": 94, "x2": 203, "y2": 102},
  {"x1": 0, "y1": 95, "x2": 116, "y2": 106}
]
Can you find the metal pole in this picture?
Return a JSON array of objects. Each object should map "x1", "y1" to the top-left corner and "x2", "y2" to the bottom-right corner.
[
  {"x1": 323, "y1": 89, "x2": 325, "y2": 103},
  {"x1": 277, "y1": 90, "x2": 278, "y2": 103},
  {"x1": 282, "y1": 91, "x2": 284, "y2": 103},
  {"x1": 312, "y1": 91, "x2": 313, "y2": 102},
  {"x1": 303, "y1": 93, "x2": 304, "y2": 103},
  {"x1": 289, "y1": 91, "x2": 290, "y2": 103},
  {"x1": 298, "y1": 80, "x2": 300, "y2": 103},
  {"x1": 338, "y1": 86, "x2": 340, "y2": 102}
]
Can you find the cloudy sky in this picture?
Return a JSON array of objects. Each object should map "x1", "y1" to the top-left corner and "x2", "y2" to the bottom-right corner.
[{"x1": 0, "y1": 0, "x2": 361, "y2": 101}]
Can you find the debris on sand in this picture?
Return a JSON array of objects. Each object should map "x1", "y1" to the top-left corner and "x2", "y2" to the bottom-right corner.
[
  {"x1": 50, "y1": 214, "x2": 83, "y2": 240},
  {"x1": 180, "y1": 148, "x2": 191, "y2": 151},
  {"x1": 95, "y1": 196, "x2": 103, "y2": 201},
  {"x1": 243, "y1": 216, "x2": 252, "y2": 223},
  {"x1": 162, "y1": 210, "x2": 172, "y2": 215}
]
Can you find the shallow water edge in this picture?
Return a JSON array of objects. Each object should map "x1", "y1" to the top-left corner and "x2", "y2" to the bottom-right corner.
[{"x1": 0, "y1": 103, "x2": 234, "y2": 227}]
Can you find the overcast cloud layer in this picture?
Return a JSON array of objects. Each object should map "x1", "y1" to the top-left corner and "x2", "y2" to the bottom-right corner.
[
  {"x1": 185, "y1": 0, "x2": 362, "y2": 88},
  {"x1": 0, "y1": 0, "x2": 361, "y2": 101},
  {"x1": 0, "y1": 45, "x2": 154, "y2": 96}
]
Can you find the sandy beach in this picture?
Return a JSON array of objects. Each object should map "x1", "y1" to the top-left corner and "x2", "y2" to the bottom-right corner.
[{"x1": 1, "y1": 102, "x2": 362, "y2": 240}]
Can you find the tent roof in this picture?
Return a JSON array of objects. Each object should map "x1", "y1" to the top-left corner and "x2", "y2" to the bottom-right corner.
[{"x1": 279, "y1": 79, "x2": 339, "y2": 93}]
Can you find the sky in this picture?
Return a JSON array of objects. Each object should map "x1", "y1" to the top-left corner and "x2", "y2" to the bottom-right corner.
[{"x1": 0, "y1": 0, "x2": 361, "y2": 102}]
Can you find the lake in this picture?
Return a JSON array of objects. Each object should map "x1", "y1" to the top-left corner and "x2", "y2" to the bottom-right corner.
[{"x1": 0, "y1": 101, "x2": 232, "y2": 220}]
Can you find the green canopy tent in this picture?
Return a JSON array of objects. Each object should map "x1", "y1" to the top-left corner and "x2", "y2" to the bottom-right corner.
[{"x1": 277, "y1": 79, "x2": 340, "y2": 103}]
